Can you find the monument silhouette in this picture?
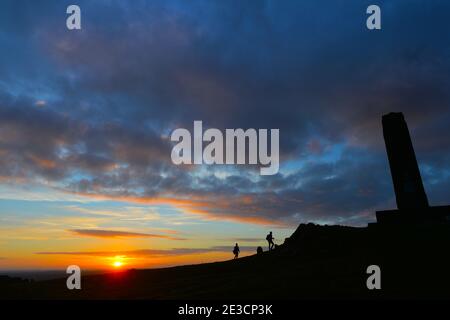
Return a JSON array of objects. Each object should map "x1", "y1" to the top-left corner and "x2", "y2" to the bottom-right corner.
[{"x1": 375, "y1": 112, "x2": 450, "y2": 225}]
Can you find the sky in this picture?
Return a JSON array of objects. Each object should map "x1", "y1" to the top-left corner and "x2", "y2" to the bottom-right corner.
[{"x1": 1, "y1": 0, "x2": 450, "y2": 270}]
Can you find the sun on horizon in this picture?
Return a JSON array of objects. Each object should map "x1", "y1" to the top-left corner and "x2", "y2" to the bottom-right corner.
[{"x1": 111, "y1": 256, "x2": 125, "y2": 269}]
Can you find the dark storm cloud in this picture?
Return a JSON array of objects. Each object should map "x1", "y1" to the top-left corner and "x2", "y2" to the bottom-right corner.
[
  {"x1": 167, "y1": 148, "x2": 394, "y2": 226},
  {"x1": 1, "y1": 0, "x2": 449, "y2": 226},
  {"x1": 0, "y1": 94, "x2": 172, "y2": 184}
]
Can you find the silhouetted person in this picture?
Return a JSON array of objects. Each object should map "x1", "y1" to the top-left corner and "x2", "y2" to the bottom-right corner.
[
  {"x1": 256, "y1": 246, "x2": 263, "y2": 254},
  {"x1": 266, "y1": 232, "x2": 275, "y2": 251},
  {"x1": 233, "y1": 243, "x2": 240, "y2": 259}
]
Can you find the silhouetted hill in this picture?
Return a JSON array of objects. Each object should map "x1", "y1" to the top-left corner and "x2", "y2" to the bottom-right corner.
[{"x1": 2, "y1": 223, "x2": 450, "y2": 299}]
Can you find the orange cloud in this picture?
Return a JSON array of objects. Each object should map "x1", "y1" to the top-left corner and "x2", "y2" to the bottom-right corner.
[
  {"x1": 63, "y1": 190, "x2": 288, "y2": 227},
  {"x1": 68, "y1": 229, "x2": 186, "y2": 240},
  {"x1": 35, "y1": 246, "x2": 256, "y2": 257},
  {"x1": 27, "y1": 154, "x2": 57, "y2": 169}
]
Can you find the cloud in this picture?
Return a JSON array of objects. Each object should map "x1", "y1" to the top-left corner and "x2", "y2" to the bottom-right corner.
[
  {"x1": 224, "y1": 238, "x2": 263, "y2": 242},
  {"x1": 35, "y1": 246, "x2": 256, "y2": 257},
  {"x1": 68, "y1": 229, "x2": 186, "y2": 240}
]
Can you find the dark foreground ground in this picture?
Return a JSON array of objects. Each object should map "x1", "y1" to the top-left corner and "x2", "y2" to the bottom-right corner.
[{"x1": 2, "y1": 223, "x2": 450, "y2": 299}]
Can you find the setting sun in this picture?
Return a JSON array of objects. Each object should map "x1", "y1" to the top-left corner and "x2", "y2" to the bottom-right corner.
[{"x1": 111, "y1": 256, "x2": 125, "y2": 268}]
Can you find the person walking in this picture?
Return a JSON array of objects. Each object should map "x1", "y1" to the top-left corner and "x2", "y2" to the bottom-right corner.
[
  {"x1": 233, "y1": 243, "x2": 240, "y2": 259},
  {"x1": 266, "y1": 231, "x2": 275, "y2": 251}
]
